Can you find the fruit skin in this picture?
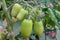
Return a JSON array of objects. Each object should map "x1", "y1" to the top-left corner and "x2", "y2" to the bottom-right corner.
[
  {"x1": 11, "y1": 3, "x2": 22, "y2": 17},
  {"x1": 17, "y1": 9, "x2": 28, "y2": 20},
  {"x1": 34, "y1": 21, "x2": 44, "y2": 37},
  {"x1": 20, "y1": 19, "x2": 32, "y2": 38}
]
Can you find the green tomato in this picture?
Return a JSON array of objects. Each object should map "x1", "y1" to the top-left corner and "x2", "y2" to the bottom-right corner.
[
  {"x1": 20, "y1": 19, "x2": 32, "y2": 38},
  {"x1": 11, "y1": 3, "x2": 22, "y2": 17},
  {"x1": 34, "y1": 21, "x2": 44, "y2": 37},
  {"x1": 16, "y1": 9, "x2": 28, "y2": 20}
]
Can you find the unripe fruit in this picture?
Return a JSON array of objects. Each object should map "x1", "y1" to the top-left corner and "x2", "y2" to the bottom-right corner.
[
  {"x1": 20, "y1": 19, "x2": 32, "y2": 38},
  {"x1": 17, "y1": 9, "x2": 28, "y2": 20},
  {"x1": 11, "y1": 3, "x2": 22, "y2": 17},
  {"x1": 34, "y1": 21, "x2": 44, "y2": 37}
]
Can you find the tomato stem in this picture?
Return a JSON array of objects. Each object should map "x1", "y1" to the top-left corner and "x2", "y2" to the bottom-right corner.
[
  {"x1": 25, "y1": 38, "x2": 29, "y2": 40},
  {"x1": 1, "y1": 0, "x2": 15, "y2": 40}
]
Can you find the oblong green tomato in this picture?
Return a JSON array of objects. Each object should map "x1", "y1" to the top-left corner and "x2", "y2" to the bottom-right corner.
[
  {"x1": 20, "y1": 19, "x2": 32, "y2": 38},
  {"x1": 34, "y1": 21, "x2": 44, "y2": 37},
  {"x1": 16, "y1": 9, "x2": 28, "y2": 20},
  {"x1": 11, "y1": 3, "x2": 22, "y2": 17}
]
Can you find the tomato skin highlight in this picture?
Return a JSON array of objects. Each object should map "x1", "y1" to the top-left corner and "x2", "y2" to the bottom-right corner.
[
  {"x1": 20, "y1": 19, "x2": 33, "y2": 38},
  {"x1": 11, "y1": 3, "x2": 22, "y2": 17}
]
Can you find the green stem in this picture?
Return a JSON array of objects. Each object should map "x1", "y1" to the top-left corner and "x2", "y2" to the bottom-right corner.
[
  {"x1": 36, "y1": 36, "x2": 40, "y2": 40},
  {"x1": 33, "y1": 0, "x2": 38, "y2": 5},
  {"x1": 44, "y1": 14, "x2": 46, "y2": 40},
  {"x1": 44, "y1": 0, "x2": 47, "y2": 40},
  {"x1": 1, "y1": 0, "x2": 14, "y2": 40}
]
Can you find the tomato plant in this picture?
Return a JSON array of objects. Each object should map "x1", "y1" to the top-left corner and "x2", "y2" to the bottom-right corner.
[{"x1": 0, "y1": 0, "x2": 60, "y2": 40}]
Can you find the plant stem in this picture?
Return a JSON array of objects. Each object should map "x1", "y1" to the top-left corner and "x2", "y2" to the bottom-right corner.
[
  {"x1": 1, "y1": 0, "x2": 14, "y2": 40},
  {"x1": 25, "y1": 38, "x2": 29, "y2": 40},
  {"x1": 38, "y1": 36, "x2": 40, "y2": 40},
  {"x1": 33, "y1": 0, "x2": 38, "y2": 5},
  {"x1": 44, "y1": 0, "x2": 47, "y2": 40}
]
